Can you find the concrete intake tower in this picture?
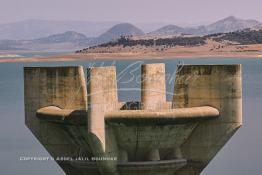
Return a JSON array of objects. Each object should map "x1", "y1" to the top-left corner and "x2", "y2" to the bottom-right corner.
[{"x1": 24, "y1": 63, "x2": 242, "y2": 175}]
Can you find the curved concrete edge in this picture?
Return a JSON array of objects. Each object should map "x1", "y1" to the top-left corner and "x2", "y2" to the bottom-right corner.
[
  {"x1": 36, "y1": 106, "x2": 219, "y2": 124},
  {"x1": 69, "y1": 159, "x2": 187, "y2": 175},
  {"x1": 36, "y1": 106, "x2": 87, "y2": 124},
  {"x1": 117, "y1": 159, "x2": 187, "y2": 167},
  {"x1": 36, "y1": 106, "x2": 75, "y2": 118},
  {"x1": 105, "y1": 106, "x2": 219, "y2": 121},
  {"x1": 70, "y1": 158, "x2": 187, "y2": 168}
]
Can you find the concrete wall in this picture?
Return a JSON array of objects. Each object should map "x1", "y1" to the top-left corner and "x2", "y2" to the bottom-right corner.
[
  {"x1": 24, "y1": 66, "x2": 88, "y2": 175},
  {"x1": 173, "y1": 65, "x2": 242, "y2": 174}
]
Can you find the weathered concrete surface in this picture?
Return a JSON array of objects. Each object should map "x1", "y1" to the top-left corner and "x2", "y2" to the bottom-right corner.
[
  {"x1": 173, "y1": 65, "x2": 242, "y2": 175},
  {"x1": 86, "y1": 66, "x2": 119, "y2": 175},
  {"x1": 24, "y1": 66, "x2": 88, "y2": 175},
  {"x1": 141, "y1": 63, "x2": 166, "y2": 110},
  {"x1": 87, "y1": 66, "x2": 118, "y2": 150},
  {"x1": 36, "y1": 106, "x2": 219, "y2": 124},
  {"x1": 24, "y1": 63, "x2": 242, "y2": 175},
  {"x1": 69, "y1": 159, "x2": 187, "y2": 175},
  {"x1": 106, "y1": 106, "x2": 219, "y2": 120},
  {"x1": 37, "y1": 106, "x2": 75, "y2": 118}
]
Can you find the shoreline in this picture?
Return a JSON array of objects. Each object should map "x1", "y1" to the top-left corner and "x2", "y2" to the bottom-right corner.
[{"x1": 0, "y1": 53, "x2": 262, "y2": 63}]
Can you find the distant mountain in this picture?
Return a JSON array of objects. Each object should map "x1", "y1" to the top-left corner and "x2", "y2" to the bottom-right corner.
[
  {"x1": 0, "y1": 17, "x2": 260, "y2": 41},
  {"x1": 0, "y1": 20, "x2": 160, "y2": 40},
  {"x1": 0, "y1": 19, "x2": 118, "y2": 40},
  {"x1": 92, "y1": 23, "x2": 145, "y2": 45},
  {"x1": 148, "y1": 25, "x2": 185, "y2": 36},
  {"x1": 35, "y1": 31, "x2": 88, "y2": 43},
  {"x1": 184, "y1": 26, "x2": 208, "y2": 35},
  {"x1": 1, "y1": 16, "x2": 261, "y2": 51},
  {"x1": 149, "y1": 25, "x2": 208, "y2": 36},
  {"x1": 0, "y1": 31, "x2": 92, "y2": 51},
  {"x1": 206, "y1": 16, "x2": 260, "y2": 33},
  {"x1": 246, "y1": 24, "x2": 262, "y2": 31},
  {"x1": 149, "y1": 16, "x2": 261, "y2": 36},
  {"x1": 0, "y1": 23, "x2": 145, "y2": 51}
]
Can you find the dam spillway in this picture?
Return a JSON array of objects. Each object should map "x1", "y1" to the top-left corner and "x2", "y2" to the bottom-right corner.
[{"x1": 24, "y1": 63, "x2": 242, "y2": 175}]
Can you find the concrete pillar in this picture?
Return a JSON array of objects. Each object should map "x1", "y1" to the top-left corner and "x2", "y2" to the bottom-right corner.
[
  {"x1": 174, "y1": 147, "x2": 183, "y2": 159},
  {"x1": 118, "y1": 150, "x2": 128, "y2": 162},
  {"x1": 141, "y1": 63, "x2": 166, "y2": 110},
  {"x1": 165, "y1": 148, "x2": 183, "y2": 160},
  {"x1": 87, "y1": 66, "x2": 118, "y2": 150},
  {"x1": 146, "y1": 149, "x2": 160, "y2": 161},
  {"x1": 87, "y1": 66, "x2": 119, "y2": 175}
]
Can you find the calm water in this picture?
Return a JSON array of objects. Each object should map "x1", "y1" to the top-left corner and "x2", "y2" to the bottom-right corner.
[
  {"x1": 0, "y1": 58, "x2": 262, "y2": 175},
  {"x1": 6, "y1": 51, "x2": 72, "y2": 58}
]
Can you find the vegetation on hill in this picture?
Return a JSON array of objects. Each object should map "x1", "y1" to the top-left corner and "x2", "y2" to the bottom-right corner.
[
  {"x1": 76, "y1": 30, "x2": 262, "y2": 54},
  {"x1": 89, "y1": 36, "x2": 205, "y2": 48},
  {"x1": 210, "y1": 30, "x2": 262, "y2": 44}
]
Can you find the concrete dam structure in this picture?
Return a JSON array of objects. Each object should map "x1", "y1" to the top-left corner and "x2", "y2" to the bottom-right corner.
[{"x1": 24, "y1": 63, "x2": 242, "y2": 175}]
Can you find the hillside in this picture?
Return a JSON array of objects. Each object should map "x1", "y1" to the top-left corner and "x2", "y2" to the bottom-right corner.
[
  {"x1": 206, "y1": 16, "x2": 260, "y2": 34},
  {"x1": 148, "y1": 25, "x2": 185, "y2": 36},
  {"x1": 76, "y1": 30, "x2": 262, "y2": 55},
  {"x1": 0, "y1": 16, "x2": 260, "y2": 41},
  {"x1": 91, "y1": 23, "x2": 145, "y2": 45},
  {"x1": 0, "y1": 23, "x2": 146, "y2": 51},
  {"x1": 95, "y1": 36, "x2": 205, "y2": 48},
  {"x1": 1, "y1": 16, "x2": 261, "y2": 52},
  {"x1": 35, "y1": 31, "x2": 88, "y2": 43},
  {"x1": 0, "y1": 31, "x2": 92, "y2": 51},
  {"x1": 209, "y1": 30, "x2": 262, "y2": 45},
  {"x1": 149, "y1": 16, "x2": 261, "y2": 36}
]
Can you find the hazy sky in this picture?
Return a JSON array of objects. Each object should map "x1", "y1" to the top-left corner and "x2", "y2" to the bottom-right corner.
[{"x1": 1, "y1": 0, "x2": 262, "y2": 24}]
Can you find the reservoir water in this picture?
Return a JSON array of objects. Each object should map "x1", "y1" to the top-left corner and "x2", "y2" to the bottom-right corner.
[{"x1": 0, "y1": 58, "x2": 261, "y2": 175}]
